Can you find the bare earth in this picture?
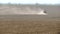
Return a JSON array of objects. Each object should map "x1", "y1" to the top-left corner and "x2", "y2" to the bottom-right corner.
[
  {"x1": 0, "y1": 5, "x2": 60, "y2": 34},
  {"x1": 0, "y1": 15, "x2": 60, "y2": 34}
]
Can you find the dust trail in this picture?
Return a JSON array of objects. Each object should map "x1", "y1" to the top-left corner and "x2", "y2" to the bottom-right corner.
[{"x1": 0, "y1": 6, "x2": 47, "y2": 15}]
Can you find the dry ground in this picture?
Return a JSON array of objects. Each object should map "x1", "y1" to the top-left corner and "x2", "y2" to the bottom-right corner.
[
  {"x1": 0, "y1": 15, "x2": 60, "y2": 34},
  {"x1": 0, "y1": 5, "x2": 60, "y2": 34}
]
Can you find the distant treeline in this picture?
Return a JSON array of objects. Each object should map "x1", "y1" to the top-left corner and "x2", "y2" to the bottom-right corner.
[{"x1": 0, "y1": 3, "x2": 60, "y2": 6}]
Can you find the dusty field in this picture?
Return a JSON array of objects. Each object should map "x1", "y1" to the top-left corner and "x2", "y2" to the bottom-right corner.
[
  {"x1": 0, "y1": 5, "x2": 60, "y2": 17},
  {"x1": 0, "y1": 5, "x2": 60, "y2": 34},
  {"x1": 0, "y1": 15, "x2": 60, "y2": 34}
]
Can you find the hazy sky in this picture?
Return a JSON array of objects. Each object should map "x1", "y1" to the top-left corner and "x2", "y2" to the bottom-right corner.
[{"x1": 0, "y1": 0, "x2": 60, "y2": 4}]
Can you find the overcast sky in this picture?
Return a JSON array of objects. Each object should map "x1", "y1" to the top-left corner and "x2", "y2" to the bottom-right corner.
[{"x1": 0, "y1": 0, "x2": 60, "y2": 4}]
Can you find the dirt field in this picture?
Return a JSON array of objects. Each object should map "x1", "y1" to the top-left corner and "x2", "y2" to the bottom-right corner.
[
  {"x1": 0, "y1": 4, "x2": 60, "y2": 34},
  {"x1": 0, "y1": 15, "x2": 60, "y2": 34}
]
